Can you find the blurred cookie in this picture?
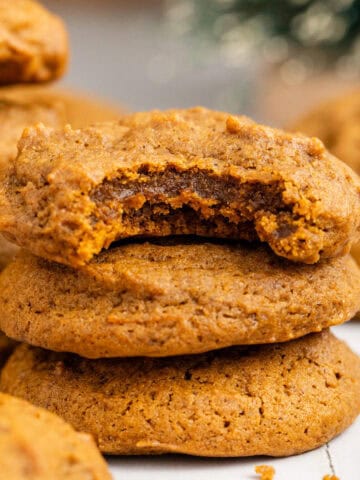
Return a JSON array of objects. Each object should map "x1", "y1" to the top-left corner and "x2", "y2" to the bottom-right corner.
[
  {"x1": 0, "y1": 107, "x2": 360, "y2": 268},
  {"x1": 291, "y1": 90, "x2": 360, "y2": 175},
  {"x1": 0, "y1": 0, "x2": 68, "y2": 85},
  {"x1": 291, "y1": 90, "x2": 360, "y2": 265},
  {"x1": 0, "y1": 392, "x2": 111, "y2": 479},
  {"x1": 2, "y1": 331, "x2": 359, "y2": 457},
  {"x1": 1, "y1": 240, "x2": 359, "y2": 358},
  {"x1": 0, "y1": 85, "x2": 124, "y2": 269}
]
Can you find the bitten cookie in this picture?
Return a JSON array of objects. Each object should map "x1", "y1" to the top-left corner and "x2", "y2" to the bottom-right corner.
[
  {"x1": 0, "y1": 393, "x2": 112, "y2": 479},
  {"x1": 0, "y1": 0, "x2": 68, "y2": 84},
  {"x1": 2, "y1": 331, "x2": 359, "y2": 457},
  {"x1": 0, "y1": 239, "x2": 359, "y2": 358},
  {"x1": 0, "y1": 107, "x2": 359, "y2": 267},
  {"x1": 0, "y1": 85, "x2": 124, "y2": 269},
  {"x1": 291, "y1": 90, "x2": 360, "y2": 265}
]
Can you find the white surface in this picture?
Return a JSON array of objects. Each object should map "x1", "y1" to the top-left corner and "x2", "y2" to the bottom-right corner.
[{"x1": 106, "y1": 322, "x2": 360, "y2": 479}]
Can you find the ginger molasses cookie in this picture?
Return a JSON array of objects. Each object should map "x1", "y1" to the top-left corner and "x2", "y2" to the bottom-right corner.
[
  {"x1": 0, "y1": 393, "x2": 112, "y2": 479},
  {"x1": 0, "y1": 107, "x2": 359, "y2": 267},
  {"x1": 2, "y1": 331, "x2": 359, "y2": 457},
  {"x1": 0, "y1": 85, "x2": 124, "y2": 269},
  {"x1": 0, "y1": 332, "x2": 16, "y2": 367},
  {"x1": 0, "y1": 239, "x2": 359, "y2": 358},
  {"x1": 0, "y1": 0, "x2": 68, "y2": 85}
]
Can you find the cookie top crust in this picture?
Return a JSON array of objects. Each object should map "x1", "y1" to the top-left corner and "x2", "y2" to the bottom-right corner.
[
  {"x1": 2, "y1": 331, "x2": 359, "y2": 457},
  {"x1": 0, "y1": 239, "x2": 359, "y2": 358},
  {"x1": 0, "y1": 0, "x2": 68, "y2": 84},
  {"x1": 0, "y1": 107, "x2": 359, "y2": 266},
  {"x1": 0, "y1": 392, "x2": 112, "y2": 479}
]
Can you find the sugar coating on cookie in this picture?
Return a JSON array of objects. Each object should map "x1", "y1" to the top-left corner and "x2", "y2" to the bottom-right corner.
[
  {"x1": 0, "y1": 0, "x2": 68, "y2": 84},
  {"x1": 0, "y1": 240, "x2": 359, "y2": 358},
  {"x1": 2, "y1": 331, "x2": 359, "y2": 457},
  {"x1": 0, "y1": 392, "x2": 112, "y2": 479},
  {"x1": 0, "y1": 107, "x2": 359, "y2": 267}
]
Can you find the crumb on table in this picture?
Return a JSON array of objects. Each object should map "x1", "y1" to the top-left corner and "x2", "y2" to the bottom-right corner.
[{"x1": 255, "y1": 464, "x2": 275, "y2": 480}]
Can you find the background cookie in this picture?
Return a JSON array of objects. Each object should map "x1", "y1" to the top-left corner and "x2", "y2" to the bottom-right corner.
[
  {"x1": 2, "y1": 331, "x2": 359, "y2": 457},
  {"x1": 0, "y1": 392, "x2": 111, "y2": 479},
  {"x1": 1, "y1": 107, "x2": 359, "y2": 268},
  {"x1": 1, "y1": 240, "x2": 359, "y2": 358},
  {"x1": 0, "y1": 85, "x2": 124, "y2": 269},
  {"x1": 291, "y1": 90, "x2": 360, "y2": 266},
  {"x1": 0, "y1": 0, "x2": 68, "y2": 85}
]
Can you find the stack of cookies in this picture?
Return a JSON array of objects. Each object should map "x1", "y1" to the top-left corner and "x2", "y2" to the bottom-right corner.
[{"x1": 1, "y1": 105, "x2": 360, "y2": 459}]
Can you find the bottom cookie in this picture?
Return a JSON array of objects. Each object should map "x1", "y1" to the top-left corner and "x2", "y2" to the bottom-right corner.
[
  {"x1": 0, "y1": 393, "x2": 112, "y2": 479},
  {"x1": 2, "y1": 330, "x2": 359, "y2": 457}
]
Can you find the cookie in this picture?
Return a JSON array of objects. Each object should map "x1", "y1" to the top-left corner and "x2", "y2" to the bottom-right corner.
[
  {"x1": 0, "y1": 239, "x2": 359, "y2": 358},
  {"x1": 0, "y1": 0, "x2": 68, "y2": 85},
  {"x1": 0, "y1": 332, "x2": 16, "y2": 367},
  {"x1": 0, "y1": 85, "x2": 124, "y2": 269},
  {"x1": 0, "y1": 107, "x2": 359, "y2": 268},
  {"x1": 0, "y1": 392, "x2": 111, "y2": 479},
  {"x1": 291, "y1": 91, "x2": 360, "y2": 265},
  {"x1": 2, "y1": 331, "x2": 359, "y2": 457}
]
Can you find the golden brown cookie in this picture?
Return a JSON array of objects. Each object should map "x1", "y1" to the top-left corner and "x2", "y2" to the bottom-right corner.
[
  {"x1": 0, "y1": 392, "x2": 112, "y2": 479},
  {"x1": 0, "y1": 0, "x2": 68, "y2": 85},
  {"x1": 291, "y1": 90, "x2": 360, "y2": 265},
  {"x1": 0, "y1": 85, "x2": 124, "y2": 269},
  {"x1": 0, "y1": 239, "x2": 359, "y2": 358},
  {"x1": 1, "y1": 107, "x2": 360, "y2": 267},
  {"x1": 0, "y1": 331, "x2": 16, "y2": 367},
  {"x1": 2, "y1": 331, "x2": 359, "y2": 457}
]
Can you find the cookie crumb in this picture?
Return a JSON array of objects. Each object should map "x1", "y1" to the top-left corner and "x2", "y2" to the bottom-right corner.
[{"x1": 255, "y1": 464, "x2": 275, "y2": 480}]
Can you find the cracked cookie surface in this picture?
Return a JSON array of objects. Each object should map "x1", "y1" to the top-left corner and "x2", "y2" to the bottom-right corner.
[
  {"x1": 0, "y1": 107, "x2": 359, "y2": 267},
  {"x1": 0, "y1": 392, "x2": 112, "y2": 479},
  {"x1": 0, "y1": 0, "x2": 68, "y2": 84},
  {"x1": 2, "y1": 331, "x2": 359, "y2": 457},
  {"x1": 0, "y1": 239, "x2": 359, "y2": 357}
]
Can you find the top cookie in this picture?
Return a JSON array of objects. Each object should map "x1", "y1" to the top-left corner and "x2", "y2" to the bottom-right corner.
[
  {"x1": 0, "y1": 392, "x2": 112, "y2": 479},
  {"x1": 0, "y1": 0, "x2": 68, "y2": 85},
  {"x1": 0, "y1": 107, "x2": 359, "y2": 267}
]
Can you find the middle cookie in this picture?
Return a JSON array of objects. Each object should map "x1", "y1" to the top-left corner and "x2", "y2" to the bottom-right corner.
[{"x1": 0, "y1": 238, "x2": 359, "y2": 358}]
